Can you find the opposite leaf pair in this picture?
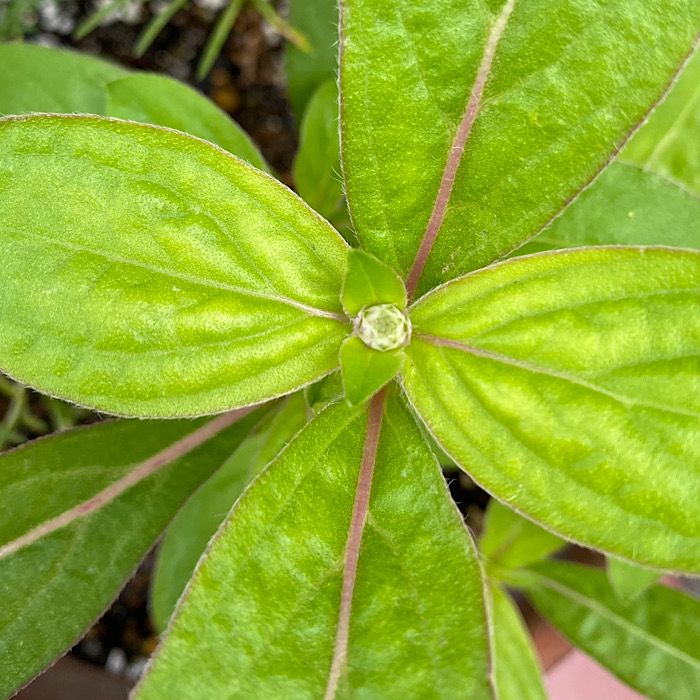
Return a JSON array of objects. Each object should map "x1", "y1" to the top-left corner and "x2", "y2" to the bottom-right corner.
[{"x1": 1, "y1": 0, "x2": 700, "y2": 697}]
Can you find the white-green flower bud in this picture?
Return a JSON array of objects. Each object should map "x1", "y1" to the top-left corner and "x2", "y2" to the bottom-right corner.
[{"x1": 355, "y1": 304, "x2": 411, "y2": 352}]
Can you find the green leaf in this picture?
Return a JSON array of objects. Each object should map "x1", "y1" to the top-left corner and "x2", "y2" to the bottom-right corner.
[
  {"x1": 150, "y1": 396, "x2": 307, "y2": 631},
  {"x1": 522, "y1": 560, "x2": 700, "y2": 700},
  {"x1": 0, "y1": 45, "x2": 269, "y2": 176},
  {"x1": 403, "y1": 247, "x2": 700, "y2": 572},
  {"x1": 479, "y1": 499, "x2": 564, "y2": 573},
  {"x1": 293, "y1": 80, "x2": 344, "y2": 219},
  {"x1": 607, "y1": 557, "x2": 660, "y2": 605},
  {"x1": 340, "y1": 337, "x2": 404, "y2": 406},
  {"x1": 489, "y1": 583, "x2": 546, "y2": 700},
  {"x1": 0, "y1": 45, "x2": 269, "y2": 170},
  {"x1": 517, "y1": 163, "x2": 700, "y2": 255},
  {"x1": 624, "y1": 50, "x2": 700, "y2": 195},
  {"x1": 0, "y1": 410, "x2": 261, "y2": 697},
  {"x1": 0, "y1": 115, "x2": 350, "y2": 417},
  {"x1": 285, "y1": 0, "x2": 339, "y2": 118},
  {"x1": 105, "y1": 73, "x2": 269, "y2": 171},
  {"x1": 135, "y1": 394, "x2": 491, "y2": 699},
  {"x1": 341, "y1": 248, "x2": 407, "y2": 315},
  {"x1": 0, "y1": 43, "x2": 125, "y2": 115},
  {"x1": 340, "y1": 1, "x2": 700, "y2": 296}
]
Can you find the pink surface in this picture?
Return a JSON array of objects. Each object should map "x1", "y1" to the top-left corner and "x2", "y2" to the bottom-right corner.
[{"x1": 547, "y1": 650, "x2": 647, "y2": 700}]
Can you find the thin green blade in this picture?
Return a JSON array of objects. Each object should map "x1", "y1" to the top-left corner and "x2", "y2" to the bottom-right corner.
[
  {"x1": 0, "y1": 411, "x2": 260, "y2": 697},
  {"x1": 489, "y1": 583, "x2": 546, "y2": 700},
  {"x1": 150, "y1": 396, "x2": 307, "y2": 630},
  {"x1": 404, "y1": 247, "x2": 700, "y2": 572},
  {"x1": 522, "y1": 561, "x2": 700, "y2": 700},
  {"x1": 0, "y1": 115, "x2": 350, "y2": 417},
  {"x1": 517, "y1": 163, "x2": 700, "y2": 255},
  {"x1": 479, "y1": 499, "x2": 564, "y2": 573},
  {"x1": 293, "y1": 80, "x2": 344, "y2": 219},
  {"x1": 607, "y1": 557, "x2": 660, "y2": 604},
  {"x1": 136, "y1": 394, "x2": 491, "y2": 699},
  {"x1": 340, "y1": 0, "x2": 700, "y2": 295},
  {"x1": 624, "y1": 50, "x2": 700, "y2": 195}
]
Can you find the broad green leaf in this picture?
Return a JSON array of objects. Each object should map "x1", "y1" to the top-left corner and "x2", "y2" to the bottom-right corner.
[
  {"x1": 522, "y1": 561, "x2": 700, "y2": 700},
  {"x1": 285, "y1": 0, "x2": 338, "y2": 118},
  {"x1": 340, "y1": 337, "x2": 404, "y2": 406},
  {"x1": 517, "y1": 163, "x2": 700, "y2": 255},
  {"x1": 607, "y1": 557, "x2": 660, "y2": 604},
  {"x1": 0, "y1": 410, "x2": 261, "y2": 697},
  {"x1": 479, "y1": 499, "x2": 564, "y2": 573},
  {"x1": 150, "y1": 396, "x2": 307, "y2": 631},
  {"x1": 0, "y1": 42, "x2": 125, "y2": 114},
  {"x1": 341, "y1": 248, "x2": 407, "y2": 315},
  {"x1": 106, "y1": 73, "x2": 269, "y2": 171},
  {"x1": 403, "y1": 247, "x2": 700, "y2": 572},
  {"x1": 0, "y1": 44, "x2": 269, "y2": 174},
  {"x1": 624, "y1": 50, "x2": 700, "y2": 195},
  {"x1": 489, "y1": 583, "x2": 546, "y2": 700},
  {"x1": 0, "y1": 115, "x2": 350, "y2": 417},
  {"x1": 340, "y1": 1, "x2": 700, "y2": 296},
  {"x1": 293, "y1": 80, "x2": 344, "y2": 219},
  {"x1": 136, "y1": 394, "x2": 491, "y2": 699}
]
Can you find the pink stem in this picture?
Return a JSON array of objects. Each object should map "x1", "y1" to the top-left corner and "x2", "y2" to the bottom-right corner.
[{"x1": 324, "y1": 389, "x2": 387, "y2": 699}]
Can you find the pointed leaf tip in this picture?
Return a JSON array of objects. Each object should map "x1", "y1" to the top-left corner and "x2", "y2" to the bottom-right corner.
[
  {"x1": 340, "y1": 337, "x2": 404, "y2": 406},
  {"x1": 342, "y1": 248, "x2": 407, "y2": 316}
]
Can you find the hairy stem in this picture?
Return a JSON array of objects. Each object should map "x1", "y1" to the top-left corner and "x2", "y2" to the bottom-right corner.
[
  {"x1": 324, "y1": 389, "x2": 387, "y2": 699},
  {"x1": 0, "y1": 406, "x2": 256, "y2": 560},
  {"x1": 405, "y1": 0, "x2": 516, "y2": 299}
]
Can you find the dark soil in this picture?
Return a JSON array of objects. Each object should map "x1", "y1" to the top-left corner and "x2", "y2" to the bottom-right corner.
[{"x1": 39, "y1": 0, "x2": 299, "y2": 180}]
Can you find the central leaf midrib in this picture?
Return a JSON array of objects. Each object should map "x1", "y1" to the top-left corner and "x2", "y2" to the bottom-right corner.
[
  {"x1": 4, "y1": 225, "x2": 344, "y2": 320},
  {"x1": 418, "y1": 335, "x2": 700, "y2": 420},
  {"x1": 405, "y1": 0, "x2": 517, "y2": 296}
]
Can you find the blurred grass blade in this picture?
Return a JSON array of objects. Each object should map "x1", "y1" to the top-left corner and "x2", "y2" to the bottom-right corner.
[
  {"x1": 252, "y1": 0, "x2": 310, "y2": 51},
  {"x1": 74, "y1": 0, "x2": 129, "y2": 40},
  {"x1": 197, "y1": 0, "x2": 245, "y2": 80},
  {"x1": 135, "y1": 0, "x2": 190, "y2": 56}
]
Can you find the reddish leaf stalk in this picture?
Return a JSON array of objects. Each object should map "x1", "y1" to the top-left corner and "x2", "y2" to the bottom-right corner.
[
  {"x1": 324, "y1": 389, "x2": 387, "y2": 699},
  {"x1": 0, "y1": 406, "x2": 256, "y2": 560},
  {"x1": 405, "y1": 0, "x2": 517, "y2": 299}
]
